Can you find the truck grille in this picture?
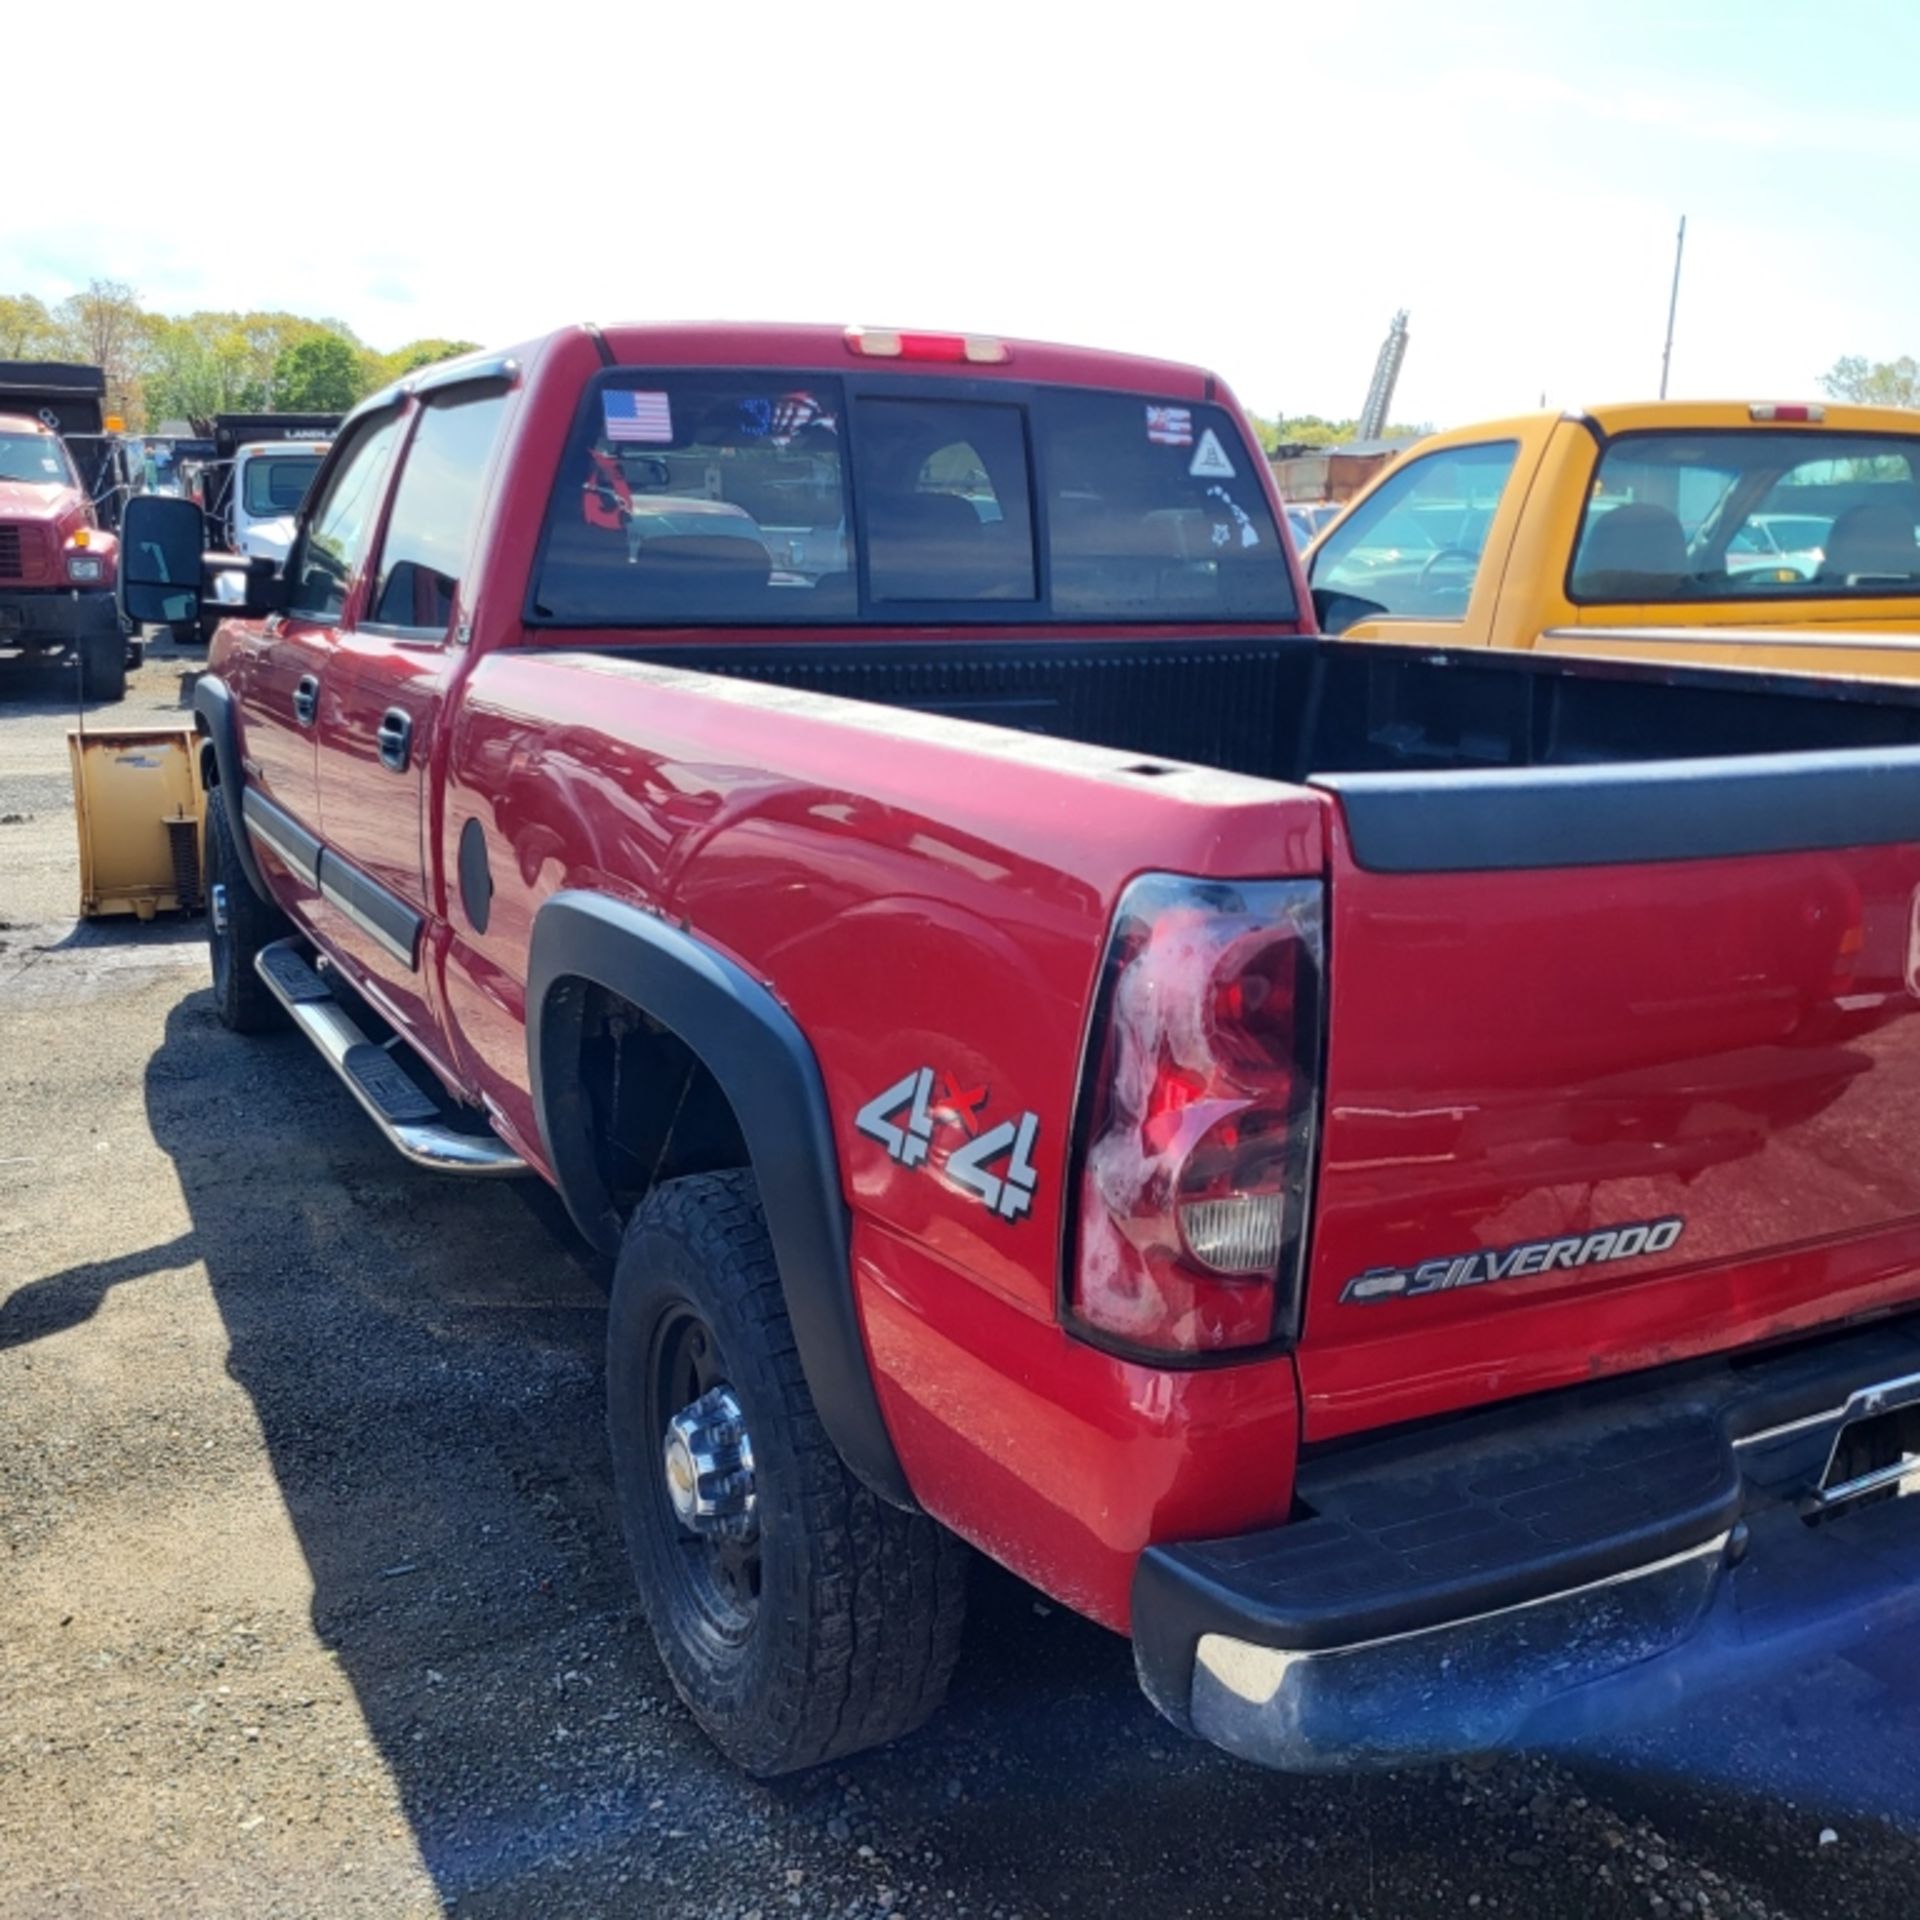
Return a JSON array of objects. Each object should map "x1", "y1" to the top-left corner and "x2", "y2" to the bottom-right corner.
[{"x1": 0, "y1": 523, "x2": 54, "y2": 585}]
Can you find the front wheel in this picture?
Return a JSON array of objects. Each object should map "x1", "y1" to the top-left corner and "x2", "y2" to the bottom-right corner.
[
  {"x1": 78, "y1": 623, "x2": 126, "y2": 702},
  {"x1": 608, "y1": 1170, "x2": 968, "y2": 1776}
]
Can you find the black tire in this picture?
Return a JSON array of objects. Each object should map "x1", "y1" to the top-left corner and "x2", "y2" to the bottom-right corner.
[
  {"x1": 126, "y1": 633, "x2": 145, "y2": 672},
  {"x1": 608, "y1": 1169, "x2": 968, "y2": 1776},
  {"x1": 205, "y1": 786, "x2": 288, "y2": 1033},
  {"x1": 78, "y1": 624, "x2": 126, "y2": 702}
]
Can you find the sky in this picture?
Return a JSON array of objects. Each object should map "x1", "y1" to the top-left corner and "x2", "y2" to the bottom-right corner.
[{"x1": 7, "y1": 0, "x2": 1919, "y2": 429}]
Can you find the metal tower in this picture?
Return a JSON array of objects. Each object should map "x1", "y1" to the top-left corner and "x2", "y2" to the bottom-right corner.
[{"x1": 1357, "y1": 309, "x2": 1410, "y2": 441}]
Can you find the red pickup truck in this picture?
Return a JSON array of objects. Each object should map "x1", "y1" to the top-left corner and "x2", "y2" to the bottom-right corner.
[{"x1": 121, "y1": 324, "x2": 1920, "y2": 1779}]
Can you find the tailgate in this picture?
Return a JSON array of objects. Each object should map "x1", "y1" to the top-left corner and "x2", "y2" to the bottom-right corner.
[{"x1": 1300, "y1": 748, "x2": 1920, "y2": 1442}]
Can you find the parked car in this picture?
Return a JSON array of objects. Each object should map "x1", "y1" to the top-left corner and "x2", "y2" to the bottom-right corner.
[
  {"x1": 1307, "y1": 400, "x2": 1920, "y2": 680},
  {"x1": 123, "y1": 327, "x2": 1920, "y2": 1780},
  {"x1": 1284, "y1": 500, "x2": 1341, "y2": 549}
]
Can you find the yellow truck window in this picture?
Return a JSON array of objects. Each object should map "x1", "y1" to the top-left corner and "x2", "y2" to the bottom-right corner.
[
  {"x1": 1571, "y1": 430, "x2": 1920, "y2": 603},
  {"x1": 1311, "y1": 441, "x2": 1518, "y2": 621}
]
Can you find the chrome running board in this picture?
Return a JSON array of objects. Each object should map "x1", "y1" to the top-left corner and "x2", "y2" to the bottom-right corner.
[{"x1": 254, "y1": 938, "x2": 527, "y2": 1177}]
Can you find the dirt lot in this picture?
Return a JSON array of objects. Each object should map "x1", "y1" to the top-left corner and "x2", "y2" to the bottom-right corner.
[{"x1": 5, "y1": 640, "x2": 1920, "y2": 1919}]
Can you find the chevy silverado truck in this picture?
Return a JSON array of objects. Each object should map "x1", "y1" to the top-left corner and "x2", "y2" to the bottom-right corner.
[
  {"x1": 1309, "y1": 399, "x2": 1920, "y2": 685},
  {"x1": 121, "y1": 326, "x2": 1920, "y2": 1778}
]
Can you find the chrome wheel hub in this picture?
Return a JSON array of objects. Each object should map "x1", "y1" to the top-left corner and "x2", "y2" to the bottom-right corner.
[
  {"x1": 210, "y1": 882, "x2": 229, "y2": 935},
  {"x1": 662, "y1": 1385, "x2": 756, "y2": 1540}
]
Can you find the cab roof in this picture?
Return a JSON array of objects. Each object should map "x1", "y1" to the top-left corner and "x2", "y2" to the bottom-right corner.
[
  {"x1": 1415, "y1": 399, "x2": 1920, "y2": 447},
  {"x1": 591, "y1": 322, "x2": 1218, "y2": 398}
]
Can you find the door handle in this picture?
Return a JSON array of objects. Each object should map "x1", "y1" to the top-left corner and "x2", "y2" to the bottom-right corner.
[
  {"x1": 377, "y1": 707, "x2": 413, "y2": 773},
  {"x1": 293, "y1": 674, "x2": 319, "y2": 727}
]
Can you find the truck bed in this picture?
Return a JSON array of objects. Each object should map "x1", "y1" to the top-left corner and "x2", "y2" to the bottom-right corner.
[
  {"x1": 623, "y1": 629, "x2": 1920, "y2": 782},
  {"x1": 593, "y1": 630, "x2": 1920, "y2": 1439}
]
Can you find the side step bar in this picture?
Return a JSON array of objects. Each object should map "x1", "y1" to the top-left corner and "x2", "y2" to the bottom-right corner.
[{"x1": 254, "y1": 938, "x2": 528, "y2": 1177}]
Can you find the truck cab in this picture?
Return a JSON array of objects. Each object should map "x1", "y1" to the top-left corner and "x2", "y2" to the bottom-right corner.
[
  {"x1": 223, "y1": 439, "x2": 331, "y2": 565},
  {"x1": 1307, "y1": 400, "x2": 1920, "y2": 682}
]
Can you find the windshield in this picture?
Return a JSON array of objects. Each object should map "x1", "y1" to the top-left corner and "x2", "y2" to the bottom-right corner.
[
  {"x1": 1571, "y1": 430, "x2": 1920, "y2": 601},
  {"x1": 242, "y1": 454, "x2": 323, "y2": 518},
  {"x1": 0, "y1": 431, "x2": 75, "y2": 487},
  {"x1": 530, "y1": 373, "x2": 1296, "y2": 626}
]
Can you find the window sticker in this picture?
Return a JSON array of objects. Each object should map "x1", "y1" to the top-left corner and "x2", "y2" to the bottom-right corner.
[
  {"x1": 1146, "y1": 405, "x2": 1193, "y2": 448},
  {"x1": 772, "y1": 391, "x2": 834, "y2": 442},
  {"x1": 603, "y1": 390, "x2": 673, "y2": 444},
  {"x1": 1188, "y1": 428, "x2": 1235, "y2": 479},
  {"x1": 1205, "y1": 484, "x2": 1262, "y2": 549}
]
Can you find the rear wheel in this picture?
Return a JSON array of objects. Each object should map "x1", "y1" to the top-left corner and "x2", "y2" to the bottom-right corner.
[
  {"x1": 608, "y1": 1170, "x2": 968, "y2": 1776},
  {"x1": 205, "y1": 786, "x2": 288, "y2": 1033}
]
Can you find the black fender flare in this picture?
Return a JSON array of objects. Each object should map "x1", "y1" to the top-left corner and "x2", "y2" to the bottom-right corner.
[
  {"x1": 192, "y1": 674, "x2": 271, "y2": 903},
  {"x1": 526, "y1": 890, "x2": 915, "y2": 1510}
]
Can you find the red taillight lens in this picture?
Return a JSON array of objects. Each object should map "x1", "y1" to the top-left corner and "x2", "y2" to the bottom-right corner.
[
  {"x1": 1069, "y1": 876, "x2": 1324, "y2": 1357},
  {"x1": 844, "y1": 326, "x2": 1011, "y2": 364}
]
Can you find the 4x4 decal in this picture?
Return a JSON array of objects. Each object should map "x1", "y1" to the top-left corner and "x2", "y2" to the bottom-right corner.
[{"x1": 855, "y1": 1067, "x2": 1041, "y2": 1222}]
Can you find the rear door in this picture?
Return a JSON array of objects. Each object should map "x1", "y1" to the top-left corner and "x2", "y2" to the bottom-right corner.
[
  {"x1": 1300, "y1": 758, "x2": 1920, "y2": 1442},
  {"x1": 230, "y1": 413, "x2": 404, "y2": 910},
  {"x1": 314, "y1": 384, "x2": 511, "y2": 1055}
]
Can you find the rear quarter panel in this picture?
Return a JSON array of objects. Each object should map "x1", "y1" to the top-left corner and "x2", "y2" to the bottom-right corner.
[{"x1": 440, "y1": 652, "x2": 1327, "y2": 1625}]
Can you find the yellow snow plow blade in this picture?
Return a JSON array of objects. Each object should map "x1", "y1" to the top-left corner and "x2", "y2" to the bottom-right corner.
[{"x1": 67, "y1": 725, "x2": 205, "y2": 920}]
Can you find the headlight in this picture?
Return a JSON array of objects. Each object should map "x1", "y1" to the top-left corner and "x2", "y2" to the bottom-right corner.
[{"x1": 66, "y1": 556, "x2": 105, "y2": 583}]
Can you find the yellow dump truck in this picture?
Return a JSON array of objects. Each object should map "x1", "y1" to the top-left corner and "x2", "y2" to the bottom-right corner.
[{"x1": 1305, "y1": 400, "x2": 1920, "y2": 679}]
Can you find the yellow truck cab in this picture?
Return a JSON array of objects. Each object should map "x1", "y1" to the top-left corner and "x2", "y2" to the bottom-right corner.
[{"x1": 1305, "y1": 401, "x2": 1920, "y2": 680}]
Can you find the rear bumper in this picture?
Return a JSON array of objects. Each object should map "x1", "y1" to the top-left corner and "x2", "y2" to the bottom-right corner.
[
  {"x1": 0, "y1": 586, "x2": 123, "y2": 645},
  {"x1": 1132, "y1": 1313, "x2": 1920, "y2": 1769}
]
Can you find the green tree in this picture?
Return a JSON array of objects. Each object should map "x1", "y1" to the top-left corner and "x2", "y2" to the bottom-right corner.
[
  {"x1": 366, "y1": 336, "x2": 481, "y2": 389},
  {"x1": 49, "y1": 278, "x2": 152, "y2": 420},
  {"x1": 272, "y1": 332, "x2": 365, "y2": 411},
  {"x1": 0, "y1": 293, "x2": 61, "y2": 359},
  {"x1": 143, "y1": 315, "x2": 269, "y2": 426},
  {"x1": 1821, "y1": 355, "x2": 1920, "y2": 410}
]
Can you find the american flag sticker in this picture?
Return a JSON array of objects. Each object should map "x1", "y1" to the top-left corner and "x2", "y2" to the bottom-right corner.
[
  {"x1": 1146, "y1": 405, "x2": 1193, "y2": 447},
  {"x1": 604, "y1": 389, "x2": 674, "y2": 444}
]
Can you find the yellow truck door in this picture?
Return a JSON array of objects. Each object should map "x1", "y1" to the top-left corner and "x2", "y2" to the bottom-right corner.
[{"x1": 1307, "y1": 419, "x2": 1559, "y2": 647}]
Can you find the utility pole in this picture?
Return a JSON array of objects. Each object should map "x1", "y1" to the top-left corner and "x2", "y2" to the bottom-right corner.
[{"x1": 1659, "y1": 215, "x2": 1687, "y2": 399}]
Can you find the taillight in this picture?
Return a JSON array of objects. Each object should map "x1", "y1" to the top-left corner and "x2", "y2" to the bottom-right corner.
[{"x1": 1068, "y1": 875, "x2": 1324, "y2": 1359}]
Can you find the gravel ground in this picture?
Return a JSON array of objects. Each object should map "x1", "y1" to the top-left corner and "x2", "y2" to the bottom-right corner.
[{"x1": 5, "y1": 639, "x2": 1920, "y2": 1918}]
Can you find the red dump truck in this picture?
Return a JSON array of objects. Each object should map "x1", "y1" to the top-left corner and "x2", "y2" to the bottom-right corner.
[
  {"x1": 119, "y1": 324, "x2": 1920, "y2": 1778},
  {"x1": 0, "y1": 360, "x2": 137, "y2": 699}
]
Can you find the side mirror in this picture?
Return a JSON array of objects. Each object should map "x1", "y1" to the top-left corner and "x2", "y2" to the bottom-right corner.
[
  {"x1": 205, "y1": 552, "x2": 287, "y2": 618},
  {"x1": 1311, "y1": 585, "x2": 1388, "y2": 636},
  {"x1": 120, "y1": 493, "x2": 207, "y2": 628}
]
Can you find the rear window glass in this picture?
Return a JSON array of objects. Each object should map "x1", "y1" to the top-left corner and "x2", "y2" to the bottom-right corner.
[
  {"x1": 528, "y1": 374, "x2": 1295, "y2": 626},
  {"x1": 1571, "y1": 431, "x2": 1920, "y2": 602},
  {"x1": 1043, "y1": 392, "x2": 1293, "y2": 617},
  {"x1": 242, "y1": 454, "x2": 322, "y2": 517}
]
